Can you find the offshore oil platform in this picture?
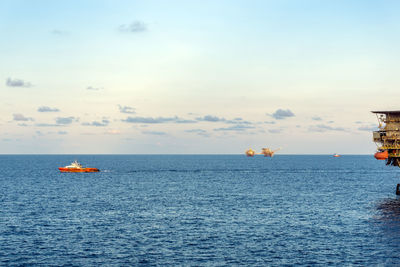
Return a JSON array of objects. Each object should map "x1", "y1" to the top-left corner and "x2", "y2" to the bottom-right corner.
[
  {"x1": 372, "y1": 110, "x2": 400, "y2": 194},
  {"x1": 245, "y1": 148, "x2": 281, "y2": 157}
]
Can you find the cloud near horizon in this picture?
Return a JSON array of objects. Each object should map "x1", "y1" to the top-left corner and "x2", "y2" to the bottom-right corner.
[
  {"x1": 86, "y1": 86, "x2": 102, "y2": 91},
  {"x1": 36, "y1": 117, "x2": 77, "y2": 127},
  {"x1": 185, "y1": 129, "x2": 210, "y2": 137},
  {"x1": 82, "y1": 119, "x2": 110, "y2": 127},
  {"x1": 270, "y1": 109, "x2": 295, "y2": 120},
  {"x1": 226, "y1": 118, "x2": 252, "y2": 125},
  {"x1": 185, "y1": 129, "x2": 207, "y2": 133},
  {"x1": 38, "y1": 106, "x2": 60, "y2": 112},
  {"x1": 118, "y1": 105, "x2": 136, "y2": 114},
  {"x1": 6, "y1": 77, "x2": 32, "y2": 87},
  {"x1": 35, "y1": 123, "x2": 60, "y2": 127},
  {"x1": 122, "y1": 116, "x2": 196, "y2": 124},
  {"x1": 13, "y1": 113, "x2": 34, "y2": 121},
  {"x1": 56, "y1": 117, "x2": 75, "y2": 125},
  {"x1": 119, "y1": 21, "x2": 147, "y2": 33},
  {"x1": 214, "y1": 125, "x2": 255, "y2": 131},
  {"x1": 51, "y1": 29, "x2": 69, "y2": 35},
  {"x1": 308, "y1": 124, "x2": 347, "y2": 132},
  {"x1": 268, "y1": 129, "x2": 283, "y2": 134},
  {"x1": 196, "y1": 115, "x2": 225, "y2": 122},
  {"x1": 358, "y1": 124, "x2": 377, "y2": 131},
  {"x1": 142, "y1": 130, "x2": 167, "y2": 135}
]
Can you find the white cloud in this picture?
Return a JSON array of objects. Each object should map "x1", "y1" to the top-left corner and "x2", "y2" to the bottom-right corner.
[
  {"x1": 270, "y1": 109, "x2": 295, "y2": 120},
  {"x1": 6, "y1": 77, "x2": 32, "y2": 87},
  {"x1": 119, "y1": 21, "x2": 147, "y2": 33},
  {"x1": 118, "y1": 105, "x2": 136, "y2": 114},
  {"x1": 38, "y1": 106, "x2": 60, "y2": 112},
  {"x1": 13, "y1": 114, "x2": 34, "y2": 121}
]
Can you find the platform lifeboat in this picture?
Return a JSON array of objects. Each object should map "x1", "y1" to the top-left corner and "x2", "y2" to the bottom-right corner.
[
  {"x1": 374, "y1": 150, "x2": 388, "y2": 160},
  {"x1": 58, "y1": 160, "x2": 100, "y2": 173}
]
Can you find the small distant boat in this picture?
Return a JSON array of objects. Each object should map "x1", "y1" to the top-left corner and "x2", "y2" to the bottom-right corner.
[
  {"x1": 333, "y1": 153, "x2": 340, "y2": 157},
  {"x1": 374, "y1": 150, "x2": 388, "y2": 160},
  {"x1": 58, "y1": 160, "x2": 100, "y2": 173}
]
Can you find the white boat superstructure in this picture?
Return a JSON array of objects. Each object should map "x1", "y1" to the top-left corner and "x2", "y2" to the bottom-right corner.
[{"x1": 65, "y1": 160, "x2": 83, "y2": 169}]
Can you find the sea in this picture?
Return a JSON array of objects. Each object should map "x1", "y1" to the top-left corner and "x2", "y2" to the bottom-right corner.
[{"x1": 1, "y1": 155, "x2": 400, "y2": 266}]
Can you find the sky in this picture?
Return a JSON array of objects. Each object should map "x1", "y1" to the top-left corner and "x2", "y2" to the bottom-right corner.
[{"x1": 1, "y1": 0, "x2": 399, "y2": 154}]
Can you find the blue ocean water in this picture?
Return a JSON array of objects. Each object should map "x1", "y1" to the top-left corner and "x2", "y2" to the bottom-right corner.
[{"x1": 1, "y1": 155, "x2": 400, "y2": 266}]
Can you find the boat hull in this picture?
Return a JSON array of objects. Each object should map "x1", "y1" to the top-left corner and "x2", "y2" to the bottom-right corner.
[{"x1": 58, "y1": 167, "x2": 100, "y2": 173}]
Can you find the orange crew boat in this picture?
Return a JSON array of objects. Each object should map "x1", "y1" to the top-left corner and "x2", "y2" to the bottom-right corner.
[{"x1": 58, "y1": 160, "x2": 100, "y2": 173}]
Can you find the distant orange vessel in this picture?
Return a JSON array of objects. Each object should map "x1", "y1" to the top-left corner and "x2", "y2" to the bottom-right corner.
[
  {"x1": 59, "y1": 160, "x2": 100, "y2": 173},
  {"x1": 333, "y1": 153, "x2": 340, "y2": 157}
]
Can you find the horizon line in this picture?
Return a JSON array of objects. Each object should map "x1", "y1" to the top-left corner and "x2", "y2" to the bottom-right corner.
[{"x1": 0, "y1": 153, "x2": 373, "y2": 155}]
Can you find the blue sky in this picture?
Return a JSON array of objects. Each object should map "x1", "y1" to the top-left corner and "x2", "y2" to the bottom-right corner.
[{"x1": 1, "y1": 0, "x2": 399, "y2": 154}]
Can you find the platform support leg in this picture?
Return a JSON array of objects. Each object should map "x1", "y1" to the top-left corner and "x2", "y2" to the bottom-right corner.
[{"x1": 396, "y1": 184, "x2": 400, "y2": 195}]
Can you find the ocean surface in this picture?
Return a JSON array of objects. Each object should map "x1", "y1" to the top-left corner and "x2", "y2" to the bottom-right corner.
[{"x1": 1, "y1": 155, "x2": 400, "y2": 266}]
